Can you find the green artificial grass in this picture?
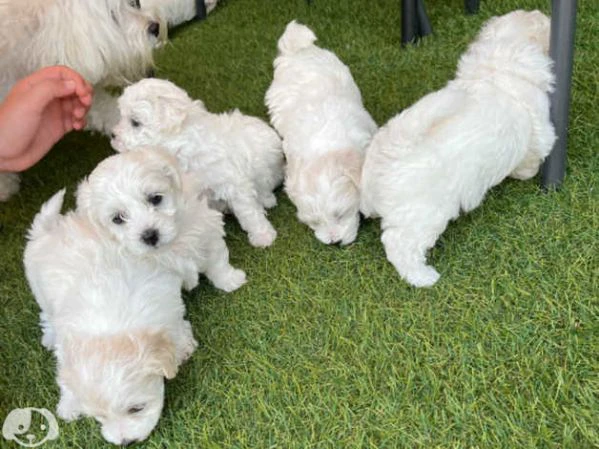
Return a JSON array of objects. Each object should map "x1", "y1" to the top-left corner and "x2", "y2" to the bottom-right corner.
[{"x1": 1, "y1": 0, "x2": 598, "y2": 448}]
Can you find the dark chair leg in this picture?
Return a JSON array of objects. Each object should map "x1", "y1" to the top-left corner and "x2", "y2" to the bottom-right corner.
[
  {"x1": 465, "y1": 0, "x2": 480, "y2": 14},
  {"x1": 401, "y1": 0, "x2": 417, "y2": 45},
  {"x1": 415, "y1": 0, "x2": 432, "y2": 38},
  {"x1": 542, "y1": 0, "x2": 577, "y2": 189},
  {"x1": 401, "y1": 0, "x2": 432, "y2": 45}
]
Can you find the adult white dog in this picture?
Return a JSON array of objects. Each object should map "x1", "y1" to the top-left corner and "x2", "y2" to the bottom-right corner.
[
  {"x1": 0, "y1": 0, "x2": 165, "y2": 201},
  {"x1": 265, "y1": 20, "x2": 378, "y2": 245},
  {"x1": 140, "y1": 0, "x2": 218, "y2": 26},
  {"x1": 112, "y1": 78, "x2": 285, "y2": 248},
  {"x1": 360, "y1": 10, "x2": 556, "y2": 287},
  {"x1": 24, "y1": 149, "x2": 245, "y2": 445}
]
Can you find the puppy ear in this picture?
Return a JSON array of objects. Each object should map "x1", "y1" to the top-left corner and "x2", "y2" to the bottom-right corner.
[
  {"x1": 75, "y1": 177, "x2": 92, "y2": 214},
  {"x1": 157, "y1": 93, "x2": 191, "y2": 135},
  {"x1": 138, "y1": 330, "x2": 178, "y2": 380},
  {"x1": 335, "y1": 149, "x2": 363, "y2": 188},
  {"x1": 157, "y1": 154, "x2": 182, "y2": 190}
]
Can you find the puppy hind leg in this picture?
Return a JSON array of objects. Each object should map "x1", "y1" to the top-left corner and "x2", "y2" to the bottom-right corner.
[
  {"x1": 229, "y1": 193, "x2": 277, "y2": 247},
  {"x1": 40, "y1": 312, "x2": 56, "y2": 350},
  {"x1": 203, "y1": 235, "x2": 247, "y2": 292},
  {"x1": 380, "y1": 225, "x2": 441, "y2": 288}
]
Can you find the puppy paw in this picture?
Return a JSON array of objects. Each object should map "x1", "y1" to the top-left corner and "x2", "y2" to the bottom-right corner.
[
  {"x1": 57, "y1": 399, "x2": 81, "y2": 422},
  {"x1": 211, "y1": 268, "x2": 247, "y2": 292},
  {"x1": 260, "y1": 193, "x2": 277, "y2": 209},
  {"x1": 248, "y1": 227, "x2": 277, "y2": 248},
  {"x1": 403, "y1": 266, "x2": 440, "y2": 288}
]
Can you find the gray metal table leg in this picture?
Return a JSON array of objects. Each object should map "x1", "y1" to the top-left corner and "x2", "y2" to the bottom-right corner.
[
  {"x1": 465, "y1": 0, "x2": 479, "y2": 14},
  {"x1": 401, "y1": 0, "x2": 432, "y2": 45},
  {"x1": 542, "y1": 0, "x2": 577, "y2": 189}
]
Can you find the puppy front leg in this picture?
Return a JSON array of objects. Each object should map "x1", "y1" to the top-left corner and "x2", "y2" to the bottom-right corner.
[
  {"x1": 85, "y1": 88, "x2": 120, "y2": 136},
  {"x1": 173, "y1": 320, "x2": 198, "y2": 366},
  {"x1": 202, "y1": 234, "x2": 247, "y2": 292},
  {"x1": 381, "y1": 225, "x2": 441, "y2": 288},
  {"x1": 510, "y1": 95, "x2": 556, "y2": 180},
  {"x1": 56, "y1": 382, "x2": 82, "y2": 422},
  {"x1": 229, "y1": 193, "x2": 277, "y2": 247}
]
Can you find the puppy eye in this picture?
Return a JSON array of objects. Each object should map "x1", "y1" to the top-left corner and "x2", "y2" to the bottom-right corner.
[
  {"x1": 112, "y1": 212, "x2": 126, "y2": 225},
  {"x1": 129, "y1": 0, "x2": 141, "y2": 8},
  {"x1": 147, "y1": 194, "x2": 163, "y2": 206},
  {"x1": 127, "y1": 404, "x2": 145, "y2": 414},
  {"x1": 131, "y1": 118, "x2": 141, "y2": 128}
]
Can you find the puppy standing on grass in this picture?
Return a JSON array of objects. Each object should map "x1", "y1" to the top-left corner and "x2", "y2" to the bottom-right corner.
[
  {"x1": 111, "y1": 78, "x2": 285, "y2": 248},
  {"x1": 360, "y1": 10, "x2": 556, "y2": 287},
  {"x1": 265, "y1": 20, "x2": 378, "y2": 245},
  {"x1": 24, "y1": 150, "x2": 245, "y2": 445}
]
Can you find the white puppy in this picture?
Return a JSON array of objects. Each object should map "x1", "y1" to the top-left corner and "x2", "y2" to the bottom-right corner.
[
  {"x1": 140, "y1": 0, "x2": 218, "y2": 26},
  {"x1": 360, "y1": 10, "x2": 556, "y2": 287},
  {"x1": 0, "y1": 0, "x2": 165, "y2": 201},
  {"x1": 112, "y1": 78, "x2": 285, "y2": 248},
  {"x1": 265, "y1": 20, "x2": 378, "y2": 245},
  {"x1": 24, "y1": 150, "x2": 245, "y2": 445}
]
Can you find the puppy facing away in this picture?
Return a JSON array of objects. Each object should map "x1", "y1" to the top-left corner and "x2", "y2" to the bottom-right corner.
[
  {"x1": 360, "y1": 10, "x2": 556, "y2": 287},
  {"x1": 140, "y1": 0, "x2": 218, "y2": 26},
  {"x1": 111, "y1": 78, "x2": 285, "y2": 248},
  {"x1": 23, "y1": 150, "x2": 245, "y2": 444},
  {"x1": 0, "y1": 0, "x2": 165, "y2": 201},
  {"x1": 265, "y1": 20, "x2": 378, "y2": 245}
]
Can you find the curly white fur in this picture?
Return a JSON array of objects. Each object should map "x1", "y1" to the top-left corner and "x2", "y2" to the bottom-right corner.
[
  {"x1": 265, "y1": 20, "x2": 378, "y2": 245},
  {"x1": 140, "y1": 0, "x2": 218, "y2": 26},
  {"x1": 112, "y1": 78, "x2": 285, "y2": 248},
  {"x1": 360, "y1": 10, "x2": 556, "y2": 287},
  {"x1": 23, "y1": 149, "x2": 245, "y2": 445},
  {"x1": 0, "y1": 0, "x2": 165, "y2": 201}
]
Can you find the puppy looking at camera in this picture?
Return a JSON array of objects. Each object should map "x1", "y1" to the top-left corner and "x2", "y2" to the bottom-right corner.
[
  {"x1": 0, "y1": 0, "x2": 165, "y2": 201},
  {"x1": 24, "y1": 150, "x2": 245, "y2": 445},
  {"x1": 360, "y1": 10, "x2": 556, "y2": 287},
  {"x1": 112, "y1": 78, "x2": 285, "y2": 248},
  {"x1": 265, "y1": 20, "x2": 378, "y2": 245}
]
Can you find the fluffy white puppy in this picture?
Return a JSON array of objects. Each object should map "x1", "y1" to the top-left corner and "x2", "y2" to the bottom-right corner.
[
  {"x1": 360, "y1": 10, "x2": 556, "y2": 287},
  {"x1": 0, "y1": 0, "x2": 165, "y2": 201},
  {"x1": 23, "y1": 149, "x2": 245, "y2": 445},
  {"x1": 265, "y1": 20, "x2": 378, "y2": 245},
  {"x1": 140, "y1": 0, "x2": 218, "y2": 26},
  {"x1": 112, "y1": 78, "x2": 285, "y2": 248}
]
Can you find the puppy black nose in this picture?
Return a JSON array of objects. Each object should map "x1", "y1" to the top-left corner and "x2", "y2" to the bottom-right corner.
[
  {"x1": 141, "y1": 228, "x2": 160, "y2": 247},
  {"x1": 148, "y1": 21, "x2": 160, "y2": 38},
  {"x1": 110, "y1": 132, "x2": 116, "y2": 139}
]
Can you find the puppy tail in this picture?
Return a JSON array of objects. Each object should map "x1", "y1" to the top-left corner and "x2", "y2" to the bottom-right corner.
[
  {"x1": 27, "y1": 189, "x2": 66, "y2": 241},
  {"x1": 277, "y1": 20, "x2": 317, "y2": 56}
]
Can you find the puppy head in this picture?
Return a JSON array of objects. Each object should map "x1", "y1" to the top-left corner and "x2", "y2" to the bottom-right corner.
[
  {"x1": 112, "y1": 78, "x2": 198, "y2": 153},
  {"x1": 61, "y1": 0, "x2": 166, "y2": 85},
  {"x1": 77, "y1": 149, "x2": 184, "y2": 255},
  {"x1": 478, "y1": 10, "x2": 550, "y2": 53},
  {"x1": 59, "y1": 330, "x2": 177, "y2": 445},
  {"x1": 286, "y1": 149, "x2": 362, "y2": 245}
]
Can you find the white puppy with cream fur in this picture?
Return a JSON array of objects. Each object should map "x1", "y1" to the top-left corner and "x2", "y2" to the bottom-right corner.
[
  {"x1": 265, "y1": 20, "x2": 378, "y2": 245},
  {"x1": 360, "y1": 10, "x2": 556, "y2": 287},
  {"x1": 24, "y1": 149, "x2": 245, "y2": 445},
  {"x1": 140, "y1": 0, "x2": 218, "y2": 26},
  {"x1": 112, "y1": 78, "x2": 285, "y2": 248},
  {"x1": 0, "y1": 0, "x2": 165, "y2": 201}
]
